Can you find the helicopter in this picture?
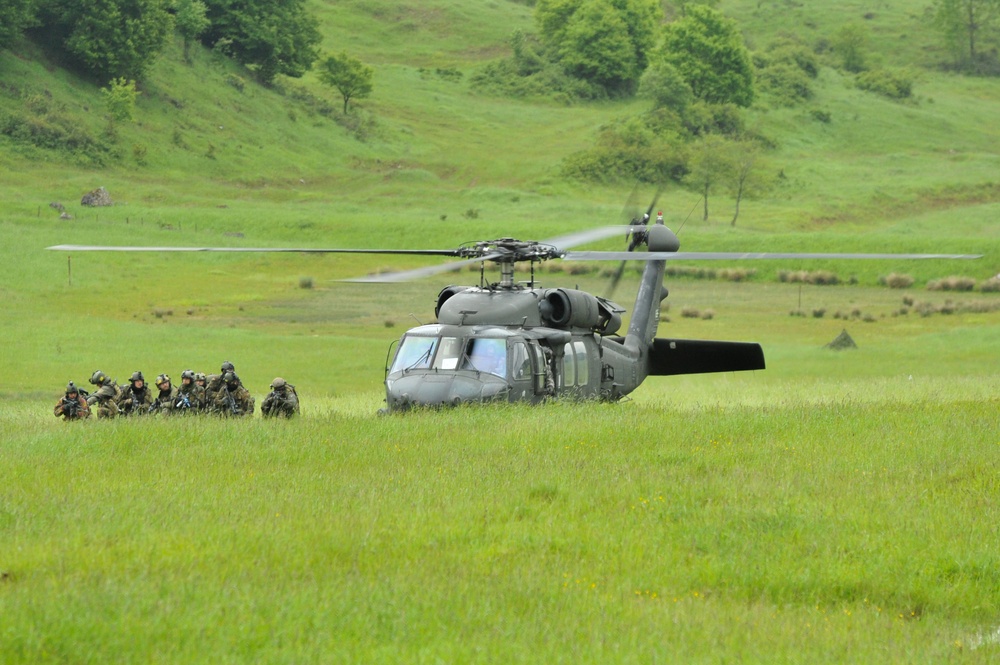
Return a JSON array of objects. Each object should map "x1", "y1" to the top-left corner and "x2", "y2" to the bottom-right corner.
[{"x1": 49, "y1": 207, "x2": 981, "y2": 412}]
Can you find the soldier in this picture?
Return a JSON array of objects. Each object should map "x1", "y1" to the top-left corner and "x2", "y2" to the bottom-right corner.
[
  {"x1": 54, "y1": 382, "x2": 91, "y2": 421},
  {"x1": 172, "y1": 369, "x2": 206, "y2": 414},
  {"x1": 86, "y1": 370, "x2": 121, "y2": 418},
  {"x1": 204, "y1": 361, "x2": 236, "y2": 405},
  {"x1": 213, "y1": 370, "x2": 254, "y2": 417},
  {"x1": 261, "y1": 377, "x2": 300, "y2": 418},
  {"x1": 119, "y1": 370, "x2": 154, "y2": 416},
  {"x1": 194, "y1": 372, "x2": 209, "y2": 411},
  {"x1": 151, "y1": 373, "x2": 178, "y2": 414}
]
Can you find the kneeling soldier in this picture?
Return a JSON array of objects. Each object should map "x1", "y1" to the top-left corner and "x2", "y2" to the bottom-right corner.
[
  {"x1": 54, "y1": 382, "x2": 91, "y2": 420},
  {"x1": 119, "y1": 371, "x2": 154, "y2": 416},
  {"x1": 261, "y1": 377, "x2": 300, "y2": 418},
  {"x1": 214, "y1": 370, "x2": 254, "y2": 417},
  {"x1": 86, "y1": 370, "x2": 121, "y2": 418},
  {"x1": 172, "y1": 369, "x2": 205, "y2": 413},
  {"x1": 152, "y1": 373, "x2": 178, "y2": 414}
]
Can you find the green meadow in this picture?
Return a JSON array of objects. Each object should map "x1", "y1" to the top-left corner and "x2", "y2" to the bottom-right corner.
[{"x1": 2, "y1": 0, "x2": 1000, "y2": 661}]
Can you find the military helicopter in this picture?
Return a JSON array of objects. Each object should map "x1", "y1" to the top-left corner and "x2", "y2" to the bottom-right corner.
[{"x1": 49, "y1": 206, "x2": 980, "y2": 412}]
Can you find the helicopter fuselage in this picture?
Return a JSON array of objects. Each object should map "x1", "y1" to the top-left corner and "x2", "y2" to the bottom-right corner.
[{"x1": 383, "y1": 285, "x2": 633, "y2": 410}]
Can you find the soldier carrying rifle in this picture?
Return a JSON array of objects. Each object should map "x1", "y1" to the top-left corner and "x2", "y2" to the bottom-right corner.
[{"x1": 54, "y1": 382, "x2": 91, "y2": 421}]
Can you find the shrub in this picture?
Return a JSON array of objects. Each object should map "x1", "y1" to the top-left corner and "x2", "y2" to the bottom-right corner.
[
  {"x1": 681, "y1": 307, "x2": 701, "y2": 318},
  {"x1": 927, "y1": 276, "x2": 976, "y2": 292},
  {"x1": 856, "y1": 68, "x2": 913, "y2": 99},
  {"x1": 979, "y1": 278, "x2": 1000, "y2": 292},
  {"x1": 778, "y1": 270, "x2": 840, "y2": 285},
  {"x1": 879, "y1": 273, "x2": 914, "y2": 289},
  {"x1": 298, "y1": 276, "x2": 314, "y2": 289}
]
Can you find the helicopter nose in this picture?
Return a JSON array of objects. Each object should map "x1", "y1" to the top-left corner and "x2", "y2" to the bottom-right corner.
[{"x1": 388, "y1": 374, "x2": 506, "y2": 409}]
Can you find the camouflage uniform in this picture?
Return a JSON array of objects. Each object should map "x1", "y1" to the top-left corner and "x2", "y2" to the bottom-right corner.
[
  {"x1": 86, "y1": 370, "x2": 121, "y2": 419},
  {"x1": 171, "y1": 370, "x2": 206, "y2": 414},
  {"x1": 261, "y1": 377, "x2": 300, "y2": 418},
  {"x1": 152, "y1": 374, "x2": 178, "y2": 415},
  {"x1": 213, "y1": 371, "x2": 254, "y2": 417},
  {"x1": 204, "y1": 361, "x2": 235, "y2": 408},
  {"x1": 54, "y1": 382, "x2": 91, "y2": 421},
  {"x1": 119, "y1": 371, "x2": 155, "y2": 416}
]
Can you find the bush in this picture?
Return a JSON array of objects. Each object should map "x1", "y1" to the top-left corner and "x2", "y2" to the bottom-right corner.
[
  {"x1": 855, "y1": 68, "x2": 913, "y2": 99},
  {"x1": 778, "y1": 270, "x2": 840, "y2": 285},
  {"x1": 927, "y1": 276, "x2": 976, "y2": 292},
  {"x1": 879, "y1": 273, "x2": 914, "y2": 289},
  {"x1": 979, "y1": 278, "x2": 1000, "y2": 293}
]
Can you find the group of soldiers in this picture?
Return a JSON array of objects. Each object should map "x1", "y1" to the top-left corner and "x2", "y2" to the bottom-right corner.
[{"x1": 54, "y1": 361, "x2": 300, "y2": 421}]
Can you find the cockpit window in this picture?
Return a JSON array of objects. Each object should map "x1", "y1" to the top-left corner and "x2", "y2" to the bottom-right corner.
[
  {"x1": 390, "y1": 336, "x2": 438, "y2": 373},
  {"x1": 461, "y1": 338, "x2": 507, "y2": 378},
  {"x1": 432, "y1": 337, "x2": 463, "y2": 370},
  {"x1": 391, "y1": 335, "x2": 509, "y2": 378}
]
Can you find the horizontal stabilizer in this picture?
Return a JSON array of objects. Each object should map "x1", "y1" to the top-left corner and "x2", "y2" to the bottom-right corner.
[{"x1": 649, "y1": 338, "x2": 765, "y2": 376}]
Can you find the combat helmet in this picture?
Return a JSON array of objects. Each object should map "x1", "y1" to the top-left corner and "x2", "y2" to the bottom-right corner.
[
  {"x1": 89, "y1": 370, "x2": 108, "y2": 386},
  {"x1": 66, "y1": 381, "x2": 79, "y2": 394},
  {"x1": 194, "y1": 372, "x2": 207, "y2": 383},
  {"x1": 130, "y1": 370, "x2": 145, "y2": 384},
  {"x1": 221, "y1": 361, "x2": 235, "y2": 373},
  {"x1": 270, "y1": 377, "x2": 287, "y2": 391},
  {"x1": 222, "y1": 371, "x2": 237, "y2": 385},
  {"x1": 155, "y1": 373, "x2": 171, "y2": 388},
  {"x1": 181, "y1": 369, "x2": 196, "y2": 382}
]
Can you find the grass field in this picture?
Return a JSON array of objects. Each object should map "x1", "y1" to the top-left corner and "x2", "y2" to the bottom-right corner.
[{"x1": 2, "y1": 0, "x2": 1000, "y2": 660}]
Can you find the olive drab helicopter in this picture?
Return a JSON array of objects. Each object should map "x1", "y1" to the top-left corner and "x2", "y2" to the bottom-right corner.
[{"x1": 48, "y1": 204, "x2": 981, "y2": 412}]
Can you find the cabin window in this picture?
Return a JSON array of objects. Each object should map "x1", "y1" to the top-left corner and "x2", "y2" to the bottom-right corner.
[
  {"x1": 461, "y1": 337, "x2": 507, "y2": 377},
  {"x1": 561, "y1": 341, "x2": 590, "y2": 387},
  {"x1": 573, "y1": 341, "x2": 589, "y2": 385},
  {"x1": 562, "y1": 343, "x2": 576, "y2": 386},
  {"x1": 391, "y1": 336, "x2": 439, "y2": 373}
]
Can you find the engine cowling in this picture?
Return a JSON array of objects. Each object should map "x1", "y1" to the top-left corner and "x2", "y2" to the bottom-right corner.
[
  {"x1": 540, "y1": 289, "x2": 621, "y2": 334},
  {"x1": 435, "y1": 285, "x2": 470, "y2": 319}
]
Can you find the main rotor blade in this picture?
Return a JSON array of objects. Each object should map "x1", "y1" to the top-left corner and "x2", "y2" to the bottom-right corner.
[
  {"x1": 344, "y1": 253, "x2": 505, "y2": 283},
  {"x1": 563, "y1": 251, "x2": 983, "y2": 261},
  {"x1": 540, "y1": 226, "x2": 644, "y2": 254},
  {"x1": 46, "y1": 244, "x2": 463, "y2": 256}
]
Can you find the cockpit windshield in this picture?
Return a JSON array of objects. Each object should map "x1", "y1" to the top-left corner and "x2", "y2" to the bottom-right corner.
[
  {"x1": 390, "y1": 335, "x2": 508, "y2": 378},
  {"x1": 390, "y1": 336, "x2": 438, "y2": 373}
]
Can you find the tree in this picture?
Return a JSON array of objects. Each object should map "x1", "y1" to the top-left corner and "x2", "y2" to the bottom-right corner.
[
  {"x1": 39, "y1": 0, "x2": 173, "y2": 81},
  {"x1": 201, "y1": 0, "x2": 321, "y2": 84},
  {"x1": 317, "y1": 52, "x2": 374, "y2": 114},
  {"x1": 658, "y1": 4, "x2": 754, "y2": 107},
  {"x1": 638, "y1": 60, "x2": 694, "y2": 115},
  {"x1": 174, "y1": 0, "x2": 209, "y2": 63},
  {"x1": 535, "y1": 0, "x2": 661, "y2": 96},
  {"x1": 0, "y1": 0, "x2": 36, "y2": 48},
  {"x1": 930, "y1": 0, "x2": 1000, "y2": 70},
  {"x1": 832, "y1": 22, "x2": 869, "y2": 73},
  {"x1": 684, "y1": 134, "x2": 733, "y2": 221},
  {"x1": 725, "y1": 138, "x2": 771, "y2": 226},
  {"x1": 101, "y1": 77, "x2": 139, "y2": 138}
]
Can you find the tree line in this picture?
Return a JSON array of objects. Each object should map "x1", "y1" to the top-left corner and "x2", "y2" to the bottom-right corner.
[{"x1": 0, "y1": 0, "x2": 373, "y2": 112}]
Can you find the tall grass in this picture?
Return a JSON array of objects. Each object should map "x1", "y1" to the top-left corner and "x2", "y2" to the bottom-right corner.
[{"x1": 3, "y1": 397, "x2": 999, "y2": 662}]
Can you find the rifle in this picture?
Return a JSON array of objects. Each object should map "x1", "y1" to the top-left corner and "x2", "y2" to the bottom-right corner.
[
  {"x1": 148, "y1": 399, "x2": 161, "y2": 415},
  {"x1": 222, "y1": 385, "x2": 242, "y2": 415},
  {"x1": 60, "y1": 397, "x2": 80, "y2": 419},
  {"x1": 174, "y1": 392, "x2": 193, "y2": 411}
]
